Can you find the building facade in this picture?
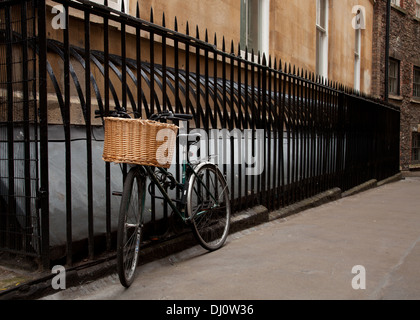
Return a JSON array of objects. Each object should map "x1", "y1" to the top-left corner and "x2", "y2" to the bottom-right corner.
[
  {"x1": 78, "y1": 0, "x2": 375, "y2": 94},
  {"x1": 372, "y1": 0, "x2": 420, "y2": 170}
]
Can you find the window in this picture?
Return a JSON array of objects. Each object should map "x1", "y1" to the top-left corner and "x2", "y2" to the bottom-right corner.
[
  {"x1": 416, "y1": 0, "x2": 420, "y2": 19},
  {"x1": 391, "y1": 0, "x2": 401, "y2": 7},
  {"x1": 414, "y1": 67, "x2": 420, "y2": 98},
  {"x1": 316, "y1": 0, "x2": 328, "y2": 78},
  {"x1": 354, "y1": 28, "x2": 361, "y2": 91},
  {"x1": 389, "y1": 58, "x2": 400, "y2": 96},
  {"x1": 240, "y1": 0, "x2": 269, "y2": 56},
  {"x1": 89, "y1": 0, "x2": 129, "y2": 13},
  {"x1": 412, "y1": 133, "x2": 420, "y2": 164}
]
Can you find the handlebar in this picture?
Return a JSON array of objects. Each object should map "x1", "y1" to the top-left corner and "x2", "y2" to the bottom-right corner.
[
  {"x1": 150, "y1": 111, "x2": 193, "y2": 121},
  {"x1": 95, "y1": 109, "x2": 193, "y2": 122}
]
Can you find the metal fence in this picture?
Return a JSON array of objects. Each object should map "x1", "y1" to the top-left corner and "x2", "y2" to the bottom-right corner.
[{"x1": 0, "y1": 0, "x2": 400, "y2": 269}]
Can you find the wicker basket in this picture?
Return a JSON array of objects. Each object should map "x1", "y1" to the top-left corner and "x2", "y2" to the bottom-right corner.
[{"x1": 102, "y1": 117, "x2": 179, "y2": 168}]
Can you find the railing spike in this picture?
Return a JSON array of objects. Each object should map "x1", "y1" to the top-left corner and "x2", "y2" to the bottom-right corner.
[
  {"x1": 222, "y1": 36, "x2": 226, "y2": 52},
  {"x1": 174, "y1": 16, "x2": 178, "y2": 31},
  {"x1": 121, "y1": 0, "x2": 125, "y2": 13},
  {"x1": 205, "y1": 29, "x2": 208, "y2": 43},
  {"x1": 150, "y1": 7, "x2": 154, "y2": 23},
  {"x1": 186, "y1": 21, "x2": 189, "y2": 35},
  {"x1": 135, "y1": 1, "x2": 139, "y2": 18},
  {"x1": 214, "y1": 32, "x2": 217, "y2": 47},
  {"x1": 230, "y1": 40, "x2": 234, "y2": 54},
  {"x1": 196, "y1": 25, "x2": 200, "y2": 39},
  {"x1": 162, "y1": 12, "x2": 166, "y2": 27}
]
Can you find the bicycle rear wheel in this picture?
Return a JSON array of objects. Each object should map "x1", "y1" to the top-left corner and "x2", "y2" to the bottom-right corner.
[
  {"x1": 187, "y1": 163, "x2": 231, "y2": 251},
  {"x1": 117, "y1": 166, "x2": 146, "y2": 287}
]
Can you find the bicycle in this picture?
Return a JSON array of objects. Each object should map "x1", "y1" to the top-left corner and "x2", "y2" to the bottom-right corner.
[{"x1": 100, "y1": 109, "x2": 231, "y2": 287}]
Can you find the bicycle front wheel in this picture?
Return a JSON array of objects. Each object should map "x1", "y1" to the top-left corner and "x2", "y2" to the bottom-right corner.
[
  {"x1": 117, "y1": 166, "x2": 146, "y2": 288},
  {"x1": 187, "y1": 163, "x2": 231, "y2": 251}
]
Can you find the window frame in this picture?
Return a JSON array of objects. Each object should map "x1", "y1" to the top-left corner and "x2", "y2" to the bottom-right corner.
[
  {"x1": 240, "y1": 0, "x2": 270, "y2": 57},
  {"x1": 354, "y1": 28, "x2": 361, "y2": 91},
  {"x1": 316, "y1": 0, "x2": 328, "y2": 78},
  {"x1": 412, "y1": 132, "x2": 420, "y2": 164},
  {"x1": 414, "y1": 66, "x2": 420, "y2": 98},
  {"x1": 388, "y1": 58, "x2": 400, "y2": 96},
  {"x1": 416, "y1": 0, "x2": 420, "y2": 19},
  {"x1": 391, "y1": 0, "x2": 401, "y2": 7}
]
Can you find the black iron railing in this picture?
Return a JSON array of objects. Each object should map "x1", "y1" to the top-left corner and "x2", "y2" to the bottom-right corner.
[{"x1": 0, "y1": 0, "x2": 400, "y2": 269}]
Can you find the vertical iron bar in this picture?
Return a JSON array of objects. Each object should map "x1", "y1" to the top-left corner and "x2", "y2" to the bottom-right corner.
[
  {"x1": 280, "y1": 65, "x2": 286, "y2": 206},
  {"x1": 250, "y1": 53, "x2": 256, "y2": 206},
  {"x1": 104, "y1": 0, "x2": 111, "y2": 251},
  {"x1": 256, "y1": 56, "x2": 261, "y2": 205},
  {"x1": 236, "y1": 48, "x2": 243, "y2": 210},
  {"x1": 149, "y1": 9, "x2": 156, "y2": 227},
  {"x1": 38, "y1": 0, "x2": 50, "y2": 269},
  {"x1": 163, "y1": 14, "x2": 169, "y2": 223},
  {"x1": 64, "y1": 1, "x2": 72, "y2": 265},
  {"x1": 195, "y1": 27, "x2": 201, "y2": 128},
  {"x1": 244, "y1": 49, "x2": 249, "y2": 209},
  {"x1": 297, "y1": 70, "x2": 303, "y2": 201},
  {"x1": 291, "y1": 68, "x2": 297, "y2": 203},
  {"x1": 135, "y1": 2, "x2": 142, "y2": 118},
  {"x1": 5, "y1": 4, "x2": 14, "y2": 252},
  {"x1": 261, "y1": 56, "x2": 268, "y2": 208},
  {"x1": 267, "y1": 58, "x2": 273, "y2": 209},
  {"x1": 174, "y1": 18, "x2": 180, "y2": 215},
  {"x1": 272, "y1": 61, "x2": 278, "y2": 209},
  {"x1": 21, "y1": 1, "x2": 31, "y2": 254},
  {"x1": 221, "y1": 39, "x2": 228, "y2": 181},
  {"x1": 302, "y1": 73, "x2": 309, "y2": 198},
  {"x1": 229, "y1": 45, "x2": 235, "y2": 210},
  {"x1": 185, "y1": 23, "x2": 190, "y2": 116},
  {"x1": 84, "y1": 8, "x2": 94, "y2": 260}
]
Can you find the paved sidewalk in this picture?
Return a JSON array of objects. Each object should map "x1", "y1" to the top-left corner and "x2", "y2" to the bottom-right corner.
[{"x1": 38, "y1": 172, "x2": 420, "y2": 300}]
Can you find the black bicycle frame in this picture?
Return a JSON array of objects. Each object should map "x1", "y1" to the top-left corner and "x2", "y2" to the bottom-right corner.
[{"x1": 144, "y1": 162, "x2": 219, "y2": 222}]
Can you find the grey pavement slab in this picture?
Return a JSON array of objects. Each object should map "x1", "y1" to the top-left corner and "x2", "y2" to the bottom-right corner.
[{"x1": 40, "y1": 175, "x2": 420, "y2": 300}]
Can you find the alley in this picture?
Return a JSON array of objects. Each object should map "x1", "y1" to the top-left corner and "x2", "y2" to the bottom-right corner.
[{"x1": 41, "y1": 173, "x2": 420, "y2": 300}]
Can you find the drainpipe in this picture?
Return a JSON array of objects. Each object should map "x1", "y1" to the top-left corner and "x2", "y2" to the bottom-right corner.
[{"x1": 384, "y1": 0, "x2": 391, "y2": 102}]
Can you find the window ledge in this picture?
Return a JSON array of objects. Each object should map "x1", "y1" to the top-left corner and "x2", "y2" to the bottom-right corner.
[
  {"x1": 411, "y1": 98, "x2": 420, "y2": 104},
  {"x1": 391, "y1": 4, "x2": 407, "y2": 15},
  {"x1": 389, "y1": 94, "x2": 403, "y2": 101}
]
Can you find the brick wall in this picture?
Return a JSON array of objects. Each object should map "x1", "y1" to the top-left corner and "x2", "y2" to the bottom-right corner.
[{"x1": 372, "y1": 0, "x2": 420, "y2": 170}]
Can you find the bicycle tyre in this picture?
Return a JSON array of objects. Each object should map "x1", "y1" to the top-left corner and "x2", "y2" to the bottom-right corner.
[
  {"x1": 187, "y1": 163, "x2": 231, "y2": 251},
  {"x1": 117, "y1": 166, "x2": 146, "y2": 288}
]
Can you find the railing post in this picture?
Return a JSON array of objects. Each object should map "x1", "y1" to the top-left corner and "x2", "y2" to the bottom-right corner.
[{"x1": 37, "y1": 0, "x2": 50, "y2": 270}]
